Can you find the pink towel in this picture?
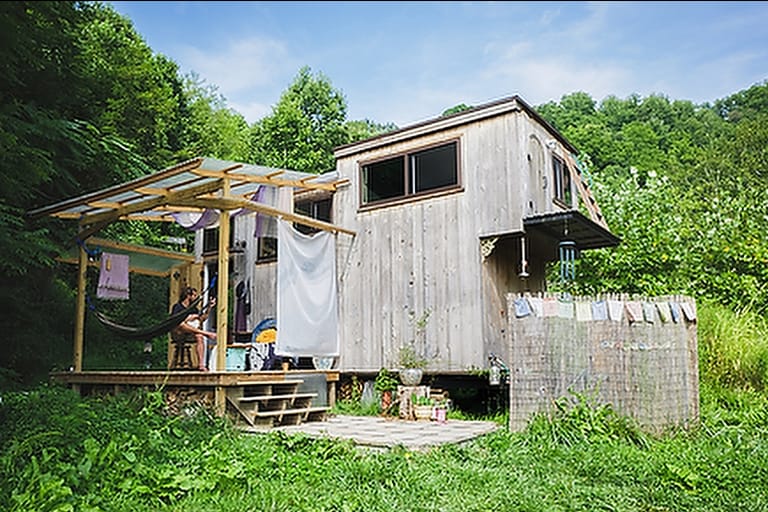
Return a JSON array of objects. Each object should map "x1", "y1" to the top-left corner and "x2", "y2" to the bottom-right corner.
[{"x1": 97, "y1": 252, "x2": 129, "y2": 300}]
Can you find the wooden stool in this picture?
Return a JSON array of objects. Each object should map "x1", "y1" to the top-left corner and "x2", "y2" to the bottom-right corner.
[{"x1": 171, "y1": 338, "x2": 195, "y2": 369}]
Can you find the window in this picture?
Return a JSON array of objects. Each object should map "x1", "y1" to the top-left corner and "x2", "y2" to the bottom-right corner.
[
  {"x1": 256, "y1": 196, "x2": 333, "y2": 262},
  {"x1": 362, "y1": 140, "x2": 459, "y2": 206},
  {"x1": 202, "y1": 217, "x2": 235, "y2": 256},
  {"x1": 295, "y1": 197, "x2": 332, "y2": 235},
  {"x1": 552, "y1": 155, "x2": 571, "y2": 206}
]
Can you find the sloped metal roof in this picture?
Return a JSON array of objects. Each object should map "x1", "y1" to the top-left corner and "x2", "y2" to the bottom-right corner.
[{"x1": 27, "y1": 157, "x2": 351, "y2": 237}]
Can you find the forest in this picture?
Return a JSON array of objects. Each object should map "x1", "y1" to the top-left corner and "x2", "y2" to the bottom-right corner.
[{"x1": 1, "y1": 3, "x2": 768, "y2": 511}]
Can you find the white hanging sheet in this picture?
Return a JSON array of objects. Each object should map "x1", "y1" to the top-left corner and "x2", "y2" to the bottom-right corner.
[{"x1": 276, "y1": 219, "x2": 339, "y2": 357}]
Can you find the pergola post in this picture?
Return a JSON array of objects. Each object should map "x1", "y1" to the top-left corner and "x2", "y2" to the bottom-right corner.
[
  {"x1": 73, "y1": 242, "x2": 87, "y2": 378},
  {"x1": 214, "y1": 179, "x2": 231, "y2": 415}
]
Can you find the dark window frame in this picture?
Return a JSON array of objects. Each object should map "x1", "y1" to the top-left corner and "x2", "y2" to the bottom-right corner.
[
  {"x1": 359, "y1": 139, "x2": 461, "y2": 208},
  {"x1": 552, "y1": 154, "x2": 572, "y2": 207},
  {"x1": 255, "y1": 195, "x2": 333, "y2": 263}
]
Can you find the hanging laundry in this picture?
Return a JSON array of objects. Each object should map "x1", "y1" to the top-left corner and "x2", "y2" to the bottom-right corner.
[
  {"x1": 642, "y1": 302, "x2": 656, "y2": 323},
  {"x1": 171, "y1": 209, "x2": 219, "y2": 231},
  {"x1": 97, "y1": 252, "x2": 130, "y2": 300},
  {"x1": 657, "y1": 302, "x2": 671, "y2": 323},
  {"x1": 276, "y1": 220, "x2": 338, "y2": 357},
  {"x1": 542, "y1": 296, "x2": 559, "y2": 317},
  {"x1": 591, "y1": 299, "x2": 608, "y2": 321},
  {"x1": 575, "y1": 300, "x2": 592, "y2": 322},
  {"x1": 607, "y1": 299, "x2": 624, "y2": 321},
  {"x1": 527, "y1": 296, "x2": 543, "y2": 317},
  {"x1": 624, "y1": 301, "x2": 643, "y2": 323},
  {"x1": 669, "y1": 302, "x2": 681, "y2": 323},
  {"x1": 681, "y1": 302, "x2": 697, "y2": 322},
  {"x1": 558, "y1": 297, "x2": 574, "y2": 319},
  {"x1": 254, "y1": 185, "x2": 293, "y2": 238},
  {"x1": 234, "y1": 280, "x2": 249, "y2": 332},
  {"x1": 514, "y1": 297, "x2": 532, "y2": 318}
]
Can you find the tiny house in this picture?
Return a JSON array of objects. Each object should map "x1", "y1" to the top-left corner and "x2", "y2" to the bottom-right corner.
[{"x1": 232, "y1": 95, "x2": 620, "y2": 375}]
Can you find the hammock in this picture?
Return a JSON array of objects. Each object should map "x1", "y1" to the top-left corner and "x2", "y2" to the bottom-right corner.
[
  {"x1": 93, "y1": 293, "x2": 205, "y2": 341},
  {"x1": 89, "y1": 275, "x2": 218, "y2": 341}
]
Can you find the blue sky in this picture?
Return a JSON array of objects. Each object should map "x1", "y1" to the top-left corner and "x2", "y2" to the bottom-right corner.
[{"x1": 109, "y1": 1, "x2": 768, "y2": 127}]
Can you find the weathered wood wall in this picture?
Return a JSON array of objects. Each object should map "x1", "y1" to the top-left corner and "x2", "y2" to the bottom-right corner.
[
  {"x1": 507, "y1": 293, "x2": 699, "y2": 432},
  {"x1": 333, "y1": 100, "x2": 574, "y2": 372}
]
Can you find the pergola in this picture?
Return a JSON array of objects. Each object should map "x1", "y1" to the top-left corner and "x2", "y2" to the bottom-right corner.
[{"x1": 28, "y1": 157, "x2": 354, "y2": 409}]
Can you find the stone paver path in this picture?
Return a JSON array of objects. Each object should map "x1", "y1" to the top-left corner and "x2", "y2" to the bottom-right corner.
[{"x1": 268, "y1": 415, "x2": 500, "y2": 450}]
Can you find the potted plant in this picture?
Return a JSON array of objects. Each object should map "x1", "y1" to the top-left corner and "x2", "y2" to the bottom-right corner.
[
  {"x1": 412, "y1": 395, "x2": 435, "y2": 421},
  {"x1": 398, "y1": 345, "x2": 427, "y2": 386},
  {"x1": 374, "y1": 368, "x2": 398, "y2": 412},
  {"x1": 398, "y1": 309, "x2": 430, "y2": 386}
]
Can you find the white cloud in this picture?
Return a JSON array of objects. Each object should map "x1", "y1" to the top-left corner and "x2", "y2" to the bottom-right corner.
[{"x1": 175, "y1": 36, "x2": 298, "y2": 123}]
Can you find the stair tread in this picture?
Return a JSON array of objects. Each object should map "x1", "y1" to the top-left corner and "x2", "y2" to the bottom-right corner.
[
  {"x1": 235, "y1": 380, "x2": 303, "y2": 386},
  {"x1": 239, "y1": 393, "x2": 317, "y2": 403},
  {"x1": 253, "y1": 406, "x2": 330, "y2": 418}
]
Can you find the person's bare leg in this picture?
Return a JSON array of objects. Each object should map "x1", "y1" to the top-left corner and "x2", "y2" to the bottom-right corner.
[{"x1": 196, "y1": 334, "x2": 208, "y2": 371}]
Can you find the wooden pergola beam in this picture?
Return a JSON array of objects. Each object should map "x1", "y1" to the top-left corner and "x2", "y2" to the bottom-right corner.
[
  {"x1": 193, "y1": 168, "x2": 348, "y2": 192},
  {"x1": 78, "y1": 179, "x2": 223, "y2": 227},
  {"x1": 170, "y1": 196, "x2": 357, "y2": 236}
]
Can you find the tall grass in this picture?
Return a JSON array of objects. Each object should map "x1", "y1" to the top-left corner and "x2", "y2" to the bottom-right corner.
[
  {"x1": 698, "y1": 301, "x2": 768, "y2": 390},
  {"x1": 2, "y1": 383, "x2": 767, "y2": 511},
  {"x1": 2, "y1": 301, "x2": 768, "y2": 510}
]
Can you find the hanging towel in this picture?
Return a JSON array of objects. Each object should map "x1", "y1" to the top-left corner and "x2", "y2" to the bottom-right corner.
[
  {"x1": 657, "y1": 302, "x2": 671, "y2": 323},
  {"x1": 558, "y1": 298, "x2": 574, "y2": 319},
  {"x1": 642, "y1": 302, "x2": 656, "y2": 323},
  {"x1": 669, "y1": 302, "x2": 681, "y2": 323},
  {"x1": 542, "y1": 296, "x2": 559, "y2": 317},
  {"x1": 514, "y1": 297, "x2": 532, "y2": 318},
  {"x1": 607, "y1": 300, "x2": 624, "y2": 321},
  {"x1": 575, "y1": 301, "x2": 592, "y2": 322},
  {"x1": 528, "y1": 297, "x2": 543, "y2": 317},
  {"x1": 624, "y1": 301, "x2": 643, "y2": 323},
  {"x1": 97, "y1": 252, "x2": 130, "y2": 300},
  {"x1": 276, "y1": 220, "x2": 339, "y2": 357},
  {"x1": 681, "y1": 302, "x2": 697, "y2": 322},
  {"x1": 591, "y1": 300, "x2": 608, "y2": 321}
]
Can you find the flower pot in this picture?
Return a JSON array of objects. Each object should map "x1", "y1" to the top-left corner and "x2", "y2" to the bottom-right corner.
[
  {"x1": 381, "y1": 390, "x2": 393, "y2": 411},
  {"x1": 414, "y1": 404, "x2": 433, "y2": 421},
  {"x1": 400, "y1": 368, "x2": 423, "y2": 386}
]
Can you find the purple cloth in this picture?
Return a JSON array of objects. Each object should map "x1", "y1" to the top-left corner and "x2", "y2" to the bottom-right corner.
[
  {"x1": 171, "y1": 209, "x2": 219, "y2": 231},
  {"x1": 97, "y1": 252, "x2": 130, "y2": 300}
]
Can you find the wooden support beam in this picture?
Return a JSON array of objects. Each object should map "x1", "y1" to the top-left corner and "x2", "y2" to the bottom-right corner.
[
  {"x1": 78, "y1": 179, "x2": 223, "y2": 227},
  {"x1": 171, "y1": 196, "x2": 356, "y2": 236},
  {"x1": 74, "y1": 244, "x2": 87, "y2": 372}
]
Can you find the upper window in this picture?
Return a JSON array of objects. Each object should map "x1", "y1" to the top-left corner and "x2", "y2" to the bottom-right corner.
[
  {"x1": 256, "y1": 196, "x2": 332, "y2": 262},
  {"x1": 294, "y1": 197, "x2": 332, "y2": 235},
  {"x1": 552, "y1": 155, "x2": 571, "y2": 206},
  {"x1": 361, "y1": 140, "x2": 459, "y2": 206}
]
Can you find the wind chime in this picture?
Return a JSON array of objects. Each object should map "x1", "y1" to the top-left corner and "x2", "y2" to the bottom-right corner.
[{"x1": 558, "y1": 222, "x2": 577, "y2": 283}]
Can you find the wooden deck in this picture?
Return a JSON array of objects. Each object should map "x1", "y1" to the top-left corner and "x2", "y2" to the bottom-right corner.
[{"x1": 51, "y1": 370, "x2": 340, "y2": 426}]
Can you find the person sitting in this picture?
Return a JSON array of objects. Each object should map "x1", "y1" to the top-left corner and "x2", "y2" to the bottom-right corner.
[{"x1": 170, "y1": 287, "x2": 216, "y2": 371}]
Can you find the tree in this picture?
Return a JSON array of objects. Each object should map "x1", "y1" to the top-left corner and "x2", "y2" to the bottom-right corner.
[
  {"x1": 248, "y1": 66, "x2": 348, "y2": 173},
  {"x1": 345, "y1": 119, "x2": 398, "y2": 143}
]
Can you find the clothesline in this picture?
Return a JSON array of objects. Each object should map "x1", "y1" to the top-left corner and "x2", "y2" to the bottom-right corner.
[{"x1": 511, "y1": 295, "x2": 697, "y2": 323}]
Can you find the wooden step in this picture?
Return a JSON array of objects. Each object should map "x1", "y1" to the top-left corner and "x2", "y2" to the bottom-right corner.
[
  {"x1": 238, "y1": 392, "x2": 317, "y2": 403},
  {"x1": 253, "y1": 406, "x2": 330, "y2": 426}
]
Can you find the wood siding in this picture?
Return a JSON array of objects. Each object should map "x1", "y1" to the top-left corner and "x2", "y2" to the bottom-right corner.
[{"x1": 333, "y1": 105, "x2": 572, "y2": 372}]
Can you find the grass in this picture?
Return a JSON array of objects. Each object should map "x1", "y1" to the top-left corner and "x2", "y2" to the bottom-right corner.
[
  {"x1": 1, "y1": 382, "x2": 767, "y2": 511},
  {"x1": 2, "y1": 301, "x2": 767, "y2": 511}
]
